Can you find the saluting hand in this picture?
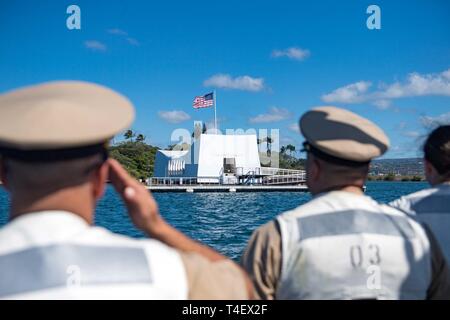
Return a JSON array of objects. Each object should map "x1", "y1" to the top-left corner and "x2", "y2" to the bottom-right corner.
[{"x1": 107, "y1": 159, "x2": 167, "y2": 237}]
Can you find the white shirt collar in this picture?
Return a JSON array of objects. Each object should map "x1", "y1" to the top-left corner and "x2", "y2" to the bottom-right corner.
[
  {"x1": 10, "y1": 210, "x2": 89, "y2": 225},
  {"x1": 6, "y1": 210, "x2": 90, "y2": 241}
]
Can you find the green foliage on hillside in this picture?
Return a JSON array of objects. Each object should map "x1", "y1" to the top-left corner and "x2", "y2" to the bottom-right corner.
[
  {"x1": 279, "y1": 152, "x2": 305, "y2": 170},
  {"x1": 109, "y1": 141, "x2": 159, "y2": 179},
  {"x1": 260, "y1": 149, "x2": 305, "y2": 170},
  {"x1": 110, "y1": 140, "x2": 306, "y2": 180},
  {"x1": 367, "y1": 174, "x2": 424, "y2": 182}
]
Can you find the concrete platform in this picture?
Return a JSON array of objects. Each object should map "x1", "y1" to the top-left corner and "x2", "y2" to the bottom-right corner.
[{"x1": 146, "y1": 185, "x2": 309, "y2": 193}]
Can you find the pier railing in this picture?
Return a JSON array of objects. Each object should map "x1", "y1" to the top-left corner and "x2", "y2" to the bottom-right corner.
[
  {"x1": 235, "y1": 167, "x2": 304, "y2": 176},
  {"x1": 149, "y1": 177, "x2": 218, "y2": 186},
  {"x1": 235, "y1": 167, "x2": 306, "y2": 185},
  {"x1": 262, "y1": 173, "x2": 305, "y2": 185},
  {"x1": 149, "y1": 167, "x2": 306, "y2": 186},
  {"x1": 260, "y1": 167, "x2": 305, "y2": 177}
]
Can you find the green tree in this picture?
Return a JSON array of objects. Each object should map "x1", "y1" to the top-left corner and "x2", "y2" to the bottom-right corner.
[
  {"x1": 266, "y1": 137, "x2": 273, "y2": 157},
  {"x1": 136, "y1": 134, "x2": 146, "y2": 142},
  {"x1": 109, "y1": 140, "x2": 159, "y2": 179},
  {"x1": 124, "y1": 129, "x2": 135, "y2": 142},
  {"x1": 277, "y1": 144, "x2": 305, "y2": 170},
  {"x1": 286, "y1": 144, "x2": 296, "y2": 157}
]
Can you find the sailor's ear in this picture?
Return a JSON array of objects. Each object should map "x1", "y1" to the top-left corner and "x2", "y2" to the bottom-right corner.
[
  {"x1": 91, "y1": 161, "x2": 109, "y2": 200},
  {"x1": 424, "y1": 159, "x2": 439, "y2": 185},
  {"x1": 0, "y1": 158, "x2": 9, "y2": 190},
  {"x1": 311, "y1": 157, "x2": 322, "y2": 181},
  {"x1": 423, "y1": 159, "x2": 433, "y2": 176},
  {"x1": 424, "y1": 159, "x2": 434, "y2": 174}
]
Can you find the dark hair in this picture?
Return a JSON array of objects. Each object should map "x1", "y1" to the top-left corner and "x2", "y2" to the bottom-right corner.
[{"x1": 423, "y1": 125, "x2": 450, "y2": 175}]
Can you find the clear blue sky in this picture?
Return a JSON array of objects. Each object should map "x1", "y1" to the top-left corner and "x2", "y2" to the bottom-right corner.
[{"x1": 1, "y1": 0, "x2": 449, "y2": 158}]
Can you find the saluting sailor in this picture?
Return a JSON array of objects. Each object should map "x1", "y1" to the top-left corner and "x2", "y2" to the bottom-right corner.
[
  {"x1": 241, "y1": 106, "x2": 450, "y2": 300},
  {"x1": 390, "y1": 125, "x2": 450, "y2": 263},
  {"x1": 0, "y1": 81, "x2": 252, "y2": 299}
]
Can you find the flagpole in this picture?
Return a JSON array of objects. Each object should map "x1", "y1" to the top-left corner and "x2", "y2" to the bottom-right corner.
[{"x1": 213, "y1": 89, "x2": 217, "y2": 134}]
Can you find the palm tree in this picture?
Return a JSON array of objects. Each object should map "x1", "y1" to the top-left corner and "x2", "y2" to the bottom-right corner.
[
  {"x1": 286, "y1": 144, "x2": 296, "y2": 157},
  {"x1": 136, "y1": 134, "x2": 145, "y2": 142},
  {"x1": 124, "y1": 129, "x2": 135, "y2": 142},
  {"x1": 266, "y1": 137, "x2": 273, "y2": 157},
  {"x1": 280, "y1": 146, "x2": 286, "y2": 155},
  {"x1": 286, "y1": 144, "x2": 291, "y2": 156}
]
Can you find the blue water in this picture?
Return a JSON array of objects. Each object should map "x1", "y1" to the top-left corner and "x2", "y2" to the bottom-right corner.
[{"x1": 0, "y1": 182, "x2": 428, "y2": 260}]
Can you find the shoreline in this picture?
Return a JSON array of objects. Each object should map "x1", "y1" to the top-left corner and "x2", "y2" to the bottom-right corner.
[
  {"x1": 146, "y1": 185, "x2": 309, "y2": 193},
  {"x1": 366, "y1": 180, "x2": 426, "y2": 183}
]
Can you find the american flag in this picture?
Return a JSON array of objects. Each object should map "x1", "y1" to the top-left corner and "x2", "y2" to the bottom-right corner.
[{"x1": 193, "y1": 92, "x2": 214, "y2": 109}]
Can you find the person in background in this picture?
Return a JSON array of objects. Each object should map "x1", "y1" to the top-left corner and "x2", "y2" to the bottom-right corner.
[
  {"x1": 0, "y1": 81, "x2": 252, "y2": 299},
  {"x1": 390, "y1": 125, "x2": 450, "y2": 263},
  {"x1": 241, "y1": 106, "x2": 450, "y2": 300}
]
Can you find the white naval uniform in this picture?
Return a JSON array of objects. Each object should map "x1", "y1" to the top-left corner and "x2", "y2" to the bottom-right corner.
[
  {"x1": 0, "y1": 211, "x2": 188, "y2": 299},
  {"x1": 276, "y1": 191, "x2": 433, "y2": 300},
  {"x1": 390, "y1": 182, "x2": 450, "y2": 264}
]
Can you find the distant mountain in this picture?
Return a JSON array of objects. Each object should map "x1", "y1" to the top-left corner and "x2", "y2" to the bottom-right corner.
[
  {"x1": 272, "y1": 154, "x2": 424, "y2": 177},
  {"x1": 260, "y1": 151, "x2": 305, "y2": 170},
  {"x1": 109, "y1": 141, "x2": 159, "y2": 179},
  {"x1": 370, "y1": 158, "x2": 424, "y2": 176}
]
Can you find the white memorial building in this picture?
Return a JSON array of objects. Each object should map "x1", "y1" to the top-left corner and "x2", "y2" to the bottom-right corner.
[{"x1": 152, "y1": 122, "x2": 305, "y2": 185}]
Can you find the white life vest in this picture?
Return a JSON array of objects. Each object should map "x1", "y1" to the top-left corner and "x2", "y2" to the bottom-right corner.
[
  {"x1": 0, "y1": 211, "x2": 188, "y2": 299},
  {"x1": 390, "y1": 183, "x2": 450, "y2": 263},
  {"x1": 276, "y1": 191, "x2": 432, "y2": 300}
]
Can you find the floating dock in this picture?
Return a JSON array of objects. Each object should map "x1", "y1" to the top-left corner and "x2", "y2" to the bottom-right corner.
[{"x1": 146, "y1": 185, "x2": 308, "y2": 193}]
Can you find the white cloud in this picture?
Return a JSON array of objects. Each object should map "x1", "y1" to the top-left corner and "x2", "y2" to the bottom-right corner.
[
  {"x1": 126, "y1": 37, "x2": 140, "y2": 46},
  {"x1": 322, "y1": 81, "x2": 372, "y2": 104},
  {"x1": 396, "y1": 121, "x2": 407, "y2": 130},
  {"x1": 402, "y1": 131, "x2": 422, "y2": 138},
  {"x1": 321, "y1": 68, "x2": 450, "y2": 105},
  {"x1": 107, "y1": 28, "x2": 128, "y2": 36},
  {"x1": 420, "y1": 112, "x2": 450, "y2": 129},
  {"x1": 249, "y1": 107, "x2": 291, "y2": 124},
  {"x1": 108, "y1": 29, "x2": 140, "y2": 46},
  {"x1": 288, "y1": 122, "x2": 300, "y2": 133},
  {"x1": 158, "y1": 110, "x2": 191, "y2": 124},
  {"x1": 280, "y1": 136, "x2": 299, "y2": 146},
  {"x1": 271, "y1": 47, "x2": 310, "y2": 61},
  {"x1": 204, "y1": 74, "x2": 264, "y2": 92},
  {"x1": 372, "y1": 99, "x2": 391, "y2": 110},
  {"x1": 84, "y1": 40, "x2": 107, "y2": 52},
  {"x1": 379, "y1": 69, "x2": 450, "y2": 99}
]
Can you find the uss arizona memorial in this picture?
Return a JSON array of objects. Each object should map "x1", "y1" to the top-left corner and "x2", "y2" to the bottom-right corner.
[{"x1": 150, "y1": 122, "x2": 306, "y2": 190}]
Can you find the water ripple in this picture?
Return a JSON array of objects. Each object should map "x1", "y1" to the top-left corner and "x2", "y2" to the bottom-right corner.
[{"x1": 0, "y1": 182, "x2": 428, "y2": 261}]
